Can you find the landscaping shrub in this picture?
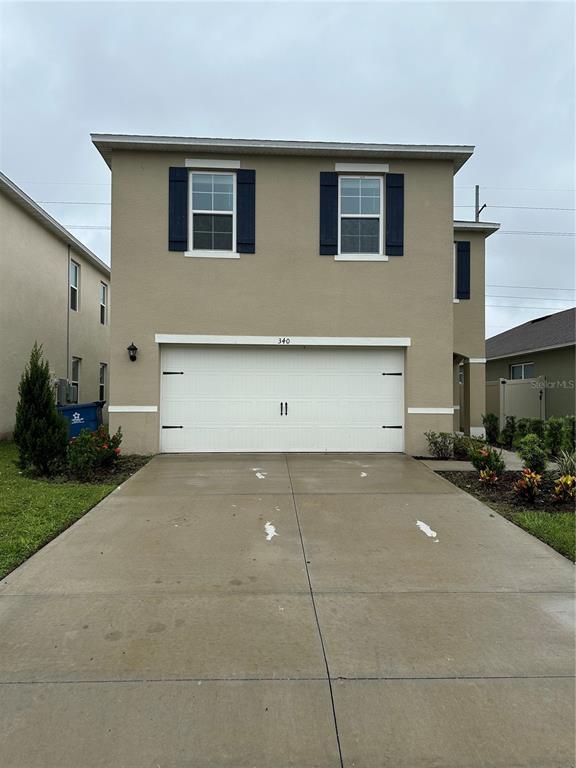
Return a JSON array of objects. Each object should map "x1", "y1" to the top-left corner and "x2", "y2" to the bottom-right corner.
[
  {"x1": 479, "y1": 468, "x2": 498, "y2": 485},
  {"x1": 67, "y1": 425, "x2": 123, "y2": 480},
  {"x1": 514, "y1": 469, "x2": 542, "y2": 503},
  {"x1": 517, "y1": 433, "x2": 548, "y2": 474},
  {"x1": 469, "y1": 445, "x2": 505, "y2": 476},
  {"x1": 513, "y1": 418, "x2": 532, "y2": 449},
  {"x1": 528, "y1": 418, "x2": 545, "y2": 439},
  {"x1": 561, "y1": 416, "x2": 576, "y2": 453},
  {"x1": 556, "y1": 450, "x2": 576, "y2": 477},
  {"x1": 424, "y1": 431, "x2": 454, "y2": 459},
  {"x1": 553, "y1": 474, "x2": 576, "y2": 504},
  {"x1": 544, "y1": 417, "x2": 564, "y2": 457},
  {"x1": 482, "y1": 413, "x2": 499, "y2": 445},
  {"x1": 452, "y1": 433, "x2": 485, "y2": 460},
  {"x1": 499, "y1": 416, "x2": 516, "y2": 450},
  {"x1": 14, "y1": 343, "x2": 68, "y2": 476}
]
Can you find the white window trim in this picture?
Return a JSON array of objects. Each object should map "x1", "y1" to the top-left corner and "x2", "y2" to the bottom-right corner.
[
  {"x1": 335, "y1": 162, "x2": 389, "y2": 173},
  {"x1": 510, "y1": 362, "x2": 535, "y2": 380},
  {"x1": 70, "y1": 260, "x2": 80, "y2": 312},
  {"x1": 185, "y1": 158, "x2": 241, "y2": 169},
  {"x1": 100, "y1": 282, "x2": 108, "y2": 325},
  {"x1": 188, "y1": 170, "x2": 237, "y2": 258},
  {"x1": 337, "y1": 175, "x2": 386, "y2": 262}
]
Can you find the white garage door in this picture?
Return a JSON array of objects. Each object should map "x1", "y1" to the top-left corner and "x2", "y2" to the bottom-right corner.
[{"x1": 160, "y1": 346, "x2": 404, "y2": 453}]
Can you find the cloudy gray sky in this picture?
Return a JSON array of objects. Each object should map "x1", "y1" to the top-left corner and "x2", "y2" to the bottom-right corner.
[{"x1": 1, "y1": 0, "x2": 574, "y2": 338}]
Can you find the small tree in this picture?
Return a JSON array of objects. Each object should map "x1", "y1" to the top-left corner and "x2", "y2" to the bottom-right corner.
[{"x1": 14, "y1": 343, "x2": 68, "y2": 475}]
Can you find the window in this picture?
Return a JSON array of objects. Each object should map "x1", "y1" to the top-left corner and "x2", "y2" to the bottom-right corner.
[
  {"x1": 70, "y1": 357, "x2": 81, "y2": 403},
  {"x1": 190, "y1": 172, "x2": 235, "y2": 252},
  {"x1": 99, "y1": 363, "x2": 107, "y2": 402},
  {"x1": 339, "y1": 176, "x2": 383, "y2": 255},
  {"x1": 70, "y1": 261, "x2": 80, "y2": 311},
  {"x1": 510, "y1": 362, "x2": 535, "y2": 380},
  {"x1": 100, "y1": 282, "x2": 108, "y2": 325}
]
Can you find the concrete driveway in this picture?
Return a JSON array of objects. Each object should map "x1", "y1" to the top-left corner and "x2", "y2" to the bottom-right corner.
[{"x1": 1, "y1": 454, "x2": 574, "y2": 767}]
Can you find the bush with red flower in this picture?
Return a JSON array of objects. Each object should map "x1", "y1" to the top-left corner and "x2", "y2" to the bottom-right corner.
[{"x1": 67, "y1": 426, "x2": 123, "y2": 480}]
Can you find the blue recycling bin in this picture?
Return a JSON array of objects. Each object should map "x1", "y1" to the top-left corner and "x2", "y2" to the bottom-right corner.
[{"x1": 57, "y1": 401, "x2": 105, "y2": 439}]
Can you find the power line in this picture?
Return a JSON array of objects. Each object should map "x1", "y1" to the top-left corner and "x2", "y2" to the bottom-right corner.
[
  {"x1": 455, "y1": 186, "x2": 575, "y2": 192},
  {"x1": 64, "y1": 225, "x2": 110, "y2": 230},
  {"x1": 486, "y1": 283, "x2": 575, "y2": 291},
  {"x1": 496, "y1": 230, "x2": 574, "y2": 236},
  {"x1": 486, "y1": 294, "x2": 575, "y2": 300},
  {"x1": 454, "y1": 204, "x2": 575, "y2": 211},
  {"x1": 486, "y1": 303, "x2": 574, "y2": 310}
]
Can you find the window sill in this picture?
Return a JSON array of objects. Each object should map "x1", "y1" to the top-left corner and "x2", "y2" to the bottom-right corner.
[
  {"x1": 453, "y1": 298, "x2": 460, "y2": 303},
  {"x1": 185, "y1": 250, "x2": 240, "y2": 259},
  {"x1": 334, "y1": 253, "x2": 388, "y2": 262}
]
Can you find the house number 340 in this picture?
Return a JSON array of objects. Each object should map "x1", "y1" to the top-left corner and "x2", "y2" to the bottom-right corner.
[{"x1": 278, "y1": 337, "x2": 291, "y2": 345}]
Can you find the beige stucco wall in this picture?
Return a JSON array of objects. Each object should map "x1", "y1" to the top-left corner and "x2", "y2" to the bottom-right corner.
[
  {"x1": 486, "y1": 346, "x2": 575, "y2": 417},
  {"x1": 108, "y1": 150, "x2": 469, "y2": 454},
  {"x1": 0, "y1": 191, "x2": 110, "y2": 437}
]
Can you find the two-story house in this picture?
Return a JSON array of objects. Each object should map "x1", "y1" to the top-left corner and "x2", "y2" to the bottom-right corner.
[
  {"x1": 0, "y1": 172, "x2": 111, "y2": 438},
  {"x1": 91, "y1": 135, "x2": 498, "y2": 455}
]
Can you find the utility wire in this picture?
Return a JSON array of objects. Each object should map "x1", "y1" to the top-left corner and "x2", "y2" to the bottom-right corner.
[
  {"x1": 486, "y1": 284, "x2": 575, "y2": 291},
  {"x1": 454, "y1": 204, "x2": 575, "y2": 211},
  {"x1": 486, "y1": 294, "x2": 575, "y2": 300}
]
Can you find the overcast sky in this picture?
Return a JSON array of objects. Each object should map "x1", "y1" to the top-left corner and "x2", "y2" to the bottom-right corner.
[{"x1": 1, "y1": 1, "x2": 574, "y2": 338}]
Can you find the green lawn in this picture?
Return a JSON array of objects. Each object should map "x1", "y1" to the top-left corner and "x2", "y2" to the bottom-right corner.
[
  {"x1": 0, "y1": 442, "x2": 116, "y2": 579},
  {"x1": 513, "y1": 510, "x2": 575, "y2": 561}
]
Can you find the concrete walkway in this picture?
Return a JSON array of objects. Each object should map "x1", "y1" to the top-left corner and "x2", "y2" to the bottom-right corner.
[{"x1": 1, "y1": 454, "x2": 574, "y2": 767}]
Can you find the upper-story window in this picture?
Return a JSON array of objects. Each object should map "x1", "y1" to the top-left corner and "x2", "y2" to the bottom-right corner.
[
  {"x1": 190, "y1": 172, "x2": 235, "y2": 253},
  {"x1": 338, "y1": 177, "x2": 383, "y2": 256},
  {"x1": 510, "y1": 362, "x2": 535, "y2": 380},
  {"x1": 70, "y1": 261, "x2": 80, "y2": 311},
  {"x1": 70, "y1": 357, "x2": 81, "y2": 403},
  {"x1": 100, "y1": 282, "x2": 108, "y2": 325}
]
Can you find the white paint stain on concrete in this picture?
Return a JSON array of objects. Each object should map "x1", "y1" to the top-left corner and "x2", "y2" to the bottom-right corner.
[
  {"x1": 251, "y1": 467, "x2": 267, "y2": 479},
  {"x1": 416, "y1": 520, "x2": 439, "y2": 542},
  {"x1": 265, "y1": 521, "x2": 278, "y2": 541},
  {"x1": 360, "y1": 472, "x2": 368, "y2": 477}
]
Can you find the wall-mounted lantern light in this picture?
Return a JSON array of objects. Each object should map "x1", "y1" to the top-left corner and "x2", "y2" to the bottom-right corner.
[{"x1": 127, "y1": 342, "x2": 138, "y2": 362}]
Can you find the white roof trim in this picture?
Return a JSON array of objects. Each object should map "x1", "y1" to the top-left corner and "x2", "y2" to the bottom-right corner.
[
  {"x1": 154, "y1": 334, "x2": 412, "y2": 347},
  {"x1": 91, "y1": 134, "x2": 474, "y2": 172},
  {"x1": 0, "y1": 171, "x2": 110, "y2": 277},
  {"x1": 454, "y1": 220, "x2": 500, "y2": 236}
]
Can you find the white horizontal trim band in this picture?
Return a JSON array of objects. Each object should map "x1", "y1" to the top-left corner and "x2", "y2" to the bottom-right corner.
[
  {"x1": 335, "y1": 162, "x2": 390, "y2": 172},
  {"x1": 185, "y1": 158, "x2": 241, "y2": 169},
  {"x1": 408, "y1": 407, "x2": 455, "y2": 414},
  {"x1": 468, "y1": 358, "x2": 486, "y2": 364},
  {"x1": 109, "y1": 405, "x2": 158, "y2": 413},
  {"x1": 184, "y1": 251, "x2": 240, "y2": 259},
  {"x1": 155, "y1": 334, "x2": 412, "y2": 347}
]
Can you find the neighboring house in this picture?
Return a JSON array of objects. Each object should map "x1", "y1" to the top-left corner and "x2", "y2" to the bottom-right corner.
[
  {"x1": 486, "y1": 308, "x2": 575, "y2": 420},
  {"x1": 91, "y1": 134, "x2": 499, "y2": 455},
  {"x1": 0, "y1": 172, "x2": 111, "y2": 439}
]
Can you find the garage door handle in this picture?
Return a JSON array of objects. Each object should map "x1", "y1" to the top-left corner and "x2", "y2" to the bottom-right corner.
[{"x1": 285, "y1": 401, "x2": 288, "y2": 415}]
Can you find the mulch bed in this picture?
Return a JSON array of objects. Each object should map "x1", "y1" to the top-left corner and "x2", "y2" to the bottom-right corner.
[
  {"x1": 437, "y1": 470, "x2": 574, "y2": 513},
  {"x1": 36, "y1": 455, "x2": 152, "y2": 485}
]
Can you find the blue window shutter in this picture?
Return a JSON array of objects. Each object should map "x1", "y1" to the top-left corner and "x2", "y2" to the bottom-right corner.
[
  {"x1": 236, "y1": 169, "x2": 256, "y2": 253},
  {"x1": 385, "y1": 173, "x2": 404, "y2": 256},
  {"x1": 168, "y1": 167, "x2": 188, "y2": 251},
  {"x1": 319, "y1": 172, "x2": 338, "y2": 255},
  {"x1": 456, "y1": 241, "x2": 471, "y2": 299}
]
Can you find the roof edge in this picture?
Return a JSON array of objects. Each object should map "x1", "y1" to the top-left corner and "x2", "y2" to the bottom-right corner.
[
  {"x1": 454, "y1": 220, "x2": 500, "y2": 236},
  {"x1": 486, "y1": 341, "x2": 575, "y2": 361},
  {"x1": 90, "y1": 133, "x2": 474, "y2": 172},
  {"x1": 0, "y1": 171, "x2": 110, "y2": 278}
]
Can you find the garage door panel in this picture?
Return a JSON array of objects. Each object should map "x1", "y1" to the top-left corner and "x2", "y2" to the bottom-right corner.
[{"x1": 160, "y1": 347, "x2": 404, "y2": 452}]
